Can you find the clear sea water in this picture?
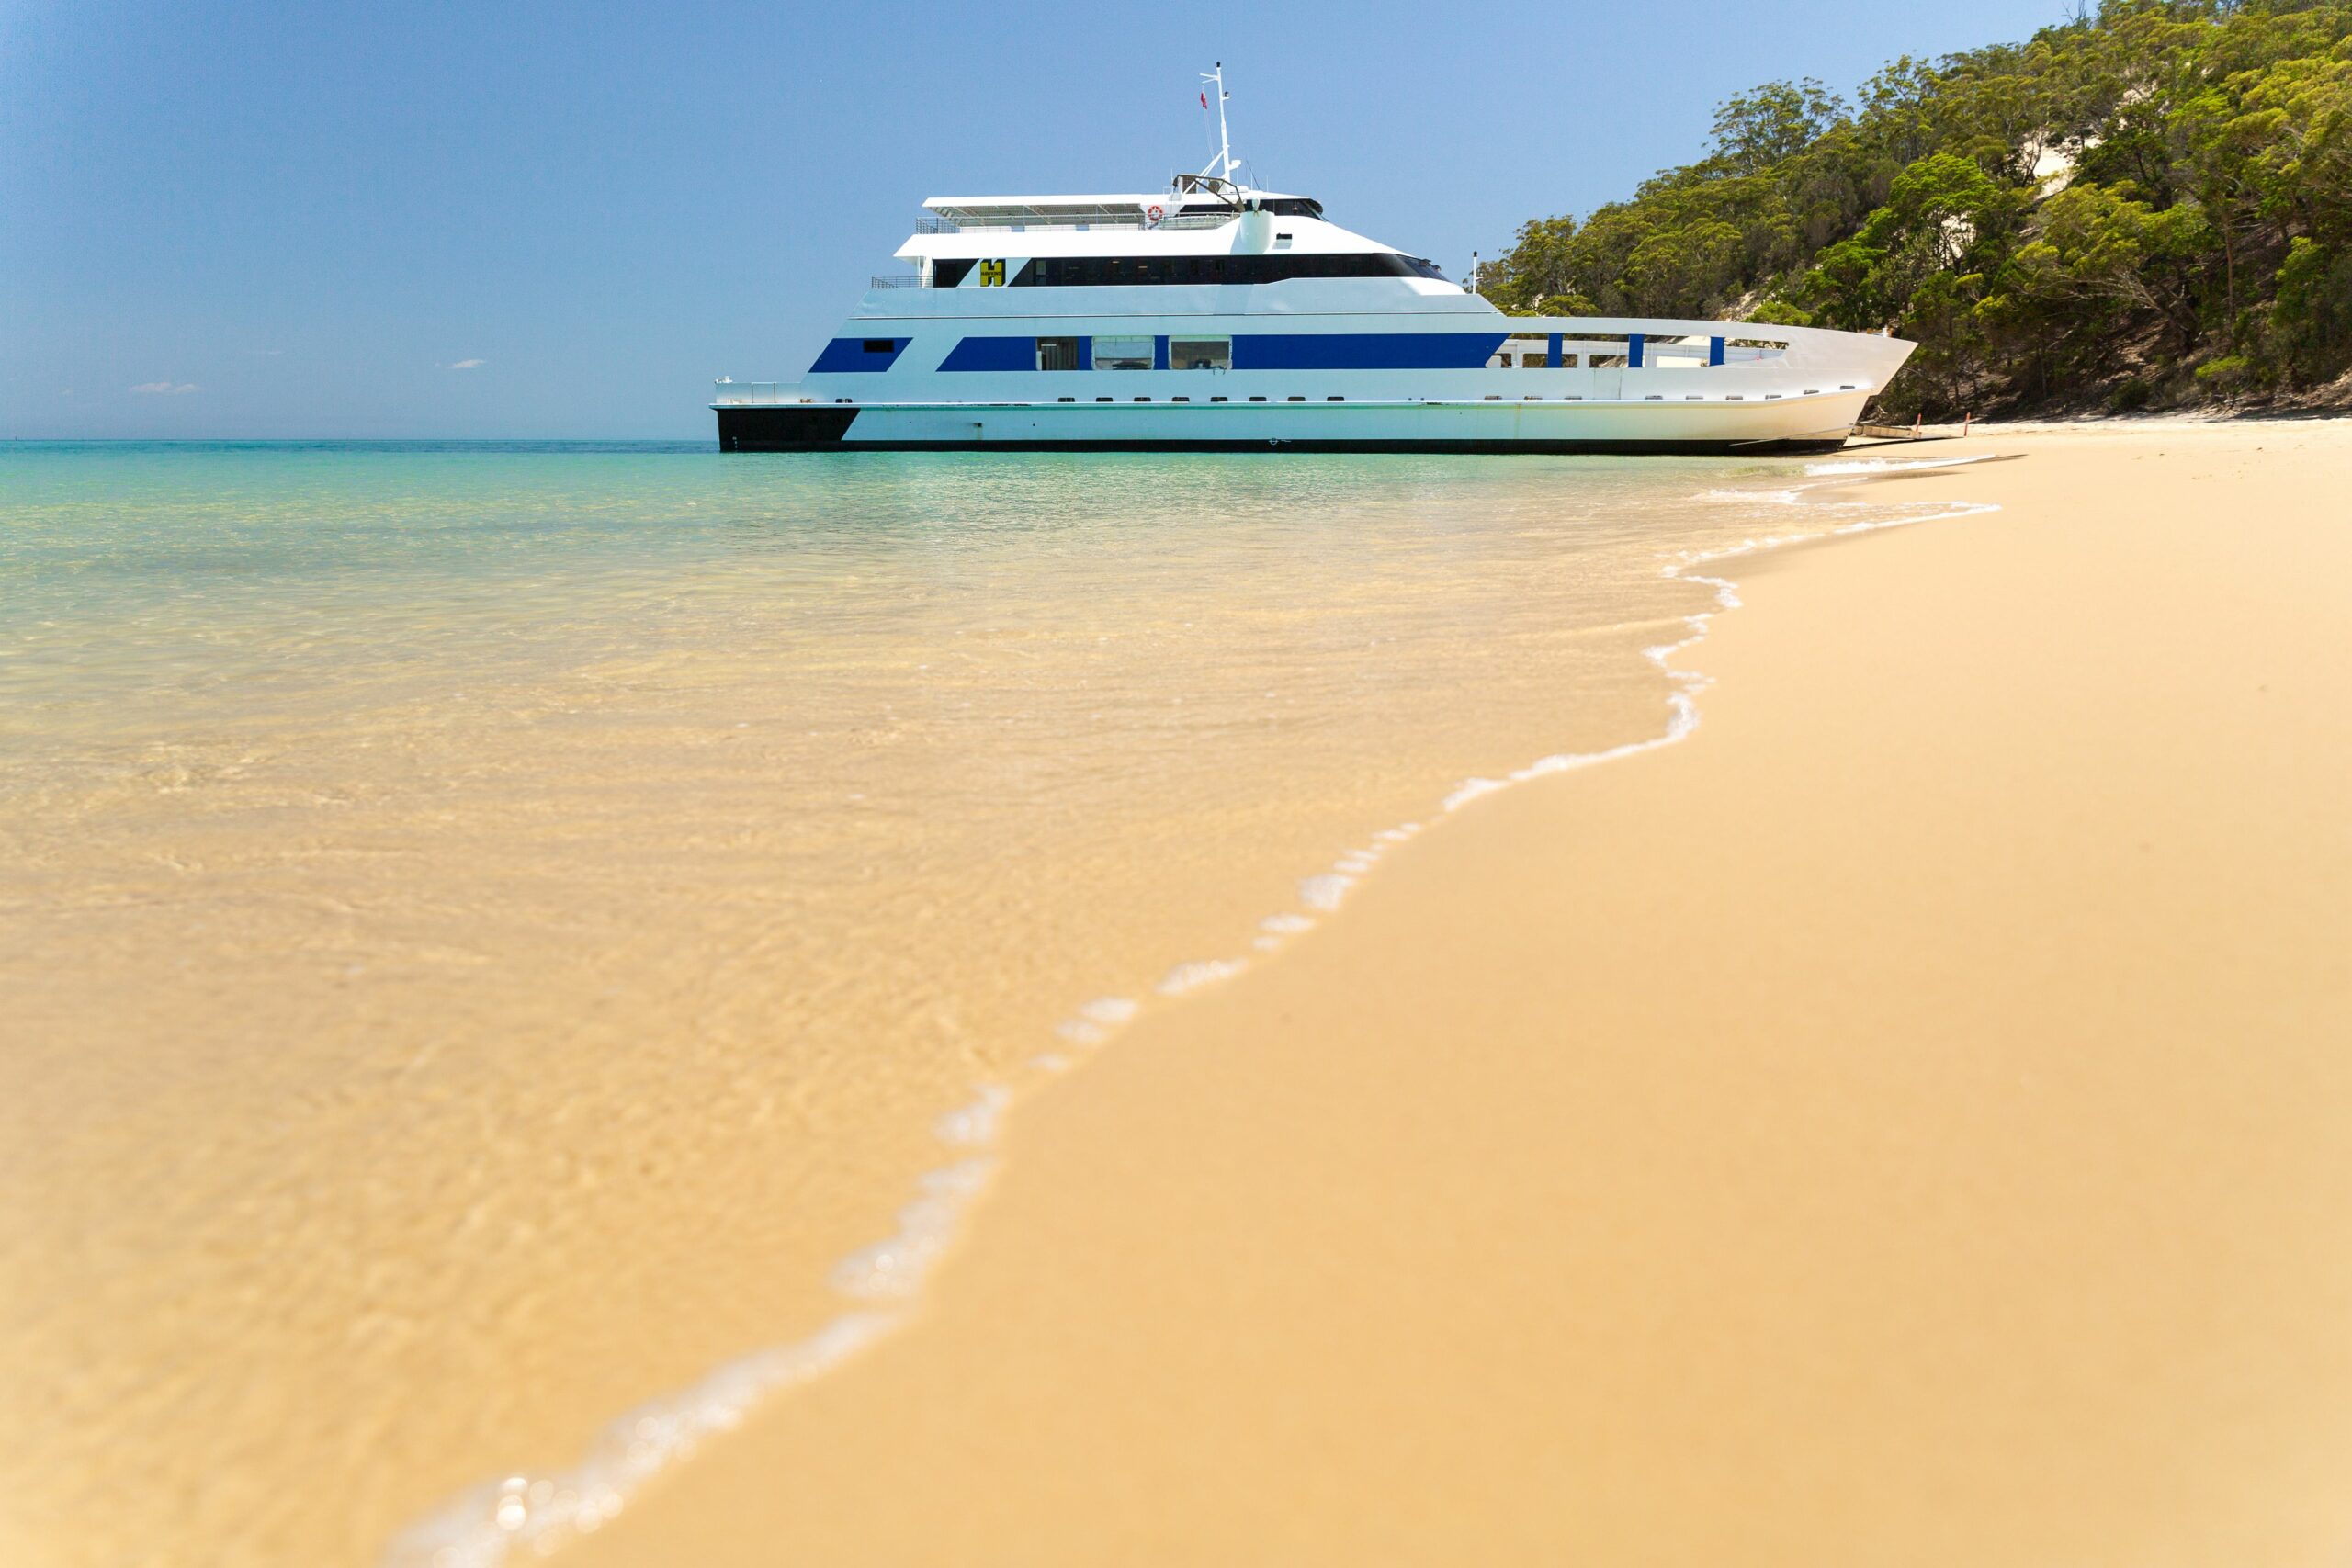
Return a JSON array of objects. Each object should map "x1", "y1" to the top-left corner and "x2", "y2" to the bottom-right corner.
[{"x1": 0, "y1": 440, "x2": 1952, "y2": 1566}]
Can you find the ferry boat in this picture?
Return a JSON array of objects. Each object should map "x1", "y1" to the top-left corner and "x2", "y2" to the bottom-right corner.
[{"x1": 715, "y1": 69, "x2": 1914, "y2": 455}]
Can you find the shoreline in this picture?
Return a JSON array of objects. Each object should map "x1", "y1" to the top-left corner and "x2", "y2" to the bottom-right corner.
[
  {"x1": 382, "y1": 450, "x2": 2000, "y2": 1567},
  {"x1": 550, "y1": 418, "x2": 2352, "y2": 1565}
]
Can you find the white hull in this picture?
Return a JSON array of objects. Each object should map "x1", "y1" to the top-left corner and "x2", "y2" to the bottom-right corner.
[{"x1": 743, "y1": 388, "x2": 1875, "y2": 451}]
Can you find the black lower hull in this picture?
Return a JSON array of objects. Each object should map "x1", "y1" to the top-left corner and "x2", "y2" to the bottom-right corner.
[
  {"x1": 715, "y1": 406, "x2": 1847, "y2": 456},
  {"x1": 717, "y1": 406, "x2": 863, "y2": 451}
]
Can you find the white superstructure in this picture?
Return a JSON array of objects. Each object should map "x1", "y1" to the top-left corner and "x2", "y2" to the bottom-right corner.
[{"x1": 715, "y1": 69, "x2": 1912, "y2": 454}]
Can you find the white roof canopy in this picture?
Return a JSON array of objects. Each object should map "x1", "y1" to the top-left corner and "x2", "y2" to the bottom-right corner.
[{"x1": 922, "y1": 191, "x2": 1310, "y2": 225}]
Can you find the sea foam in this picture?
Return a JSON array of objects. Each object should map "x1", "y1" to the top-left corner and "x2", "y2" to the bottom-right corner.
[
  {"x1": 1803, "y1": 451, "x2": 2001, "y2": 477},
  {"x1": 934, "y1": 1084, "x2": 1012, "y2": 1147},
  {"x1": 1159, "y1": 957, "x2": 1249, "y2": 996},
  {"x1": 1299, "y1": 874, "x2": 1353, "y2": 912},
  {"x1": 379, "y1": 1313, "x2": 893, "y2": 1568},
  {"x1": 830, "y1": 1158, "x2": 996, "y2": 1301}
]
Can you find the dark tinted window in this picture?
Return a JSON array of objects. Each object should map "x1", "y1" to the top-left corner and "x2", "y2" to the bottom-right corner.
[
  {"x1": 933, "y1": 258, "x2": 974, "y2": 288},
  {"x1": 1011, "y1": 253, "x2": 1439, "y2": 287}
]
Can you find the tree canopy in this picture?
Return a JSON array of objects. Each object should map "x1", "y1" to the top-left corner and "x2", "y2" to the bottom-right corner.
[{"x1": 1476, "y1": 0, "x2": 2352, "y2": 413}]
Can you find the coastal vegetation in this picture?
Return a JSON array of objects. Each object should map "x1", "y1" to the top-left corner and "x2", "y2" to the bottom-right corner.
[{"x1": 1476, "y1": 0, "x2": 2352, "y2": 415}]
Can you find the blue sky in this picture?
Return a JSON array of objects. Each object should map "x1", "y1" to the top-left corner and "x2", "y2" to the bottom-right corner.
[{"x1": 4, "y1": 0, "x2": 2081, "y2": 439}]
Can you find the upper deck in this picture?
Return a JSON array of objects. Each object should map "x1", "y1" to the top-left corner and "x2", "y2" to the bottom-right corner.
[{"x1": 889, "y1": 182, "x2": 1459, "y2": 297}]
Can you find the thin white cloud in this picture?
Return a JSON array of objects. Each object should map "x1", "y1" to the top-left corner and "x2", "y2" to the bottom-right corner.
[
  {"x1": 129, "y1": 381, "x2": 199, "y2": 395},
  {"x1": 446, "y1": 358, "x2": 485, "y2": 370}
]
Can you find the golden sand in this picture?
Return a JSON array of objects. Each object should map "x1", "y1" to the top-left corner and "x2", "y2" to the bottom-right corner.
[{"x1": 559, "y1": 421, "x2": 2352, "y2": 1566}]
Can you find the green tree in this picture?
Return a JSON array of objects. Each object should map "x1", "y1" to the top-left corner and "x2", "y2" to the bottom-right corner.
[
  {"x1": 1710, "y1": 79, "x2": 1846, "y2": 172},
  {"x1": 1482, "y1": 0, "x2": 2352, "y2": 413}
]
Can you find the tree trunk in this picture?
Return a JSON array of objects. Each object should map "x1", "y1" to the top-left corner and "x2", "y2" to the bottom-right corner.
[{"x1": 2222, "y1": 218, "x2": 2237, "y2": 347}]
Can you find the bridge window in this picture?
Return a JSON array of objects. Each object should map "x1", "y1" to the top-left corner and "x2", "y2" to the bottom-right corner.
[{"x1": 1170, "y1": 337, "x2": 1230, "y2": 370}]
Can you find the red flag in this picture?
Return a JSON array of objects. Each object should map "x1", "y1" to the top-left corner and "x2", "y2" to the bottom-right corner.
[{"x1": 1200, "y1": 90, "x2": 1208, "y2": 108}]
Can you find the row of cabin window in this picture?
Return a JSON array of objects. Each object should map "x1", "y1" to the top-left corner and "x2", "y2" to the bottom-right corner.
[
  {"x1": 864, "y1": 336, "x2": 1646, "y2": 372},
  {"x1": 1036, "y1": 337, "x2": 1232, "y2": 370},
  {"x1": 933, "y1": 254, "x2": 1448, "y2": 288},
  {"x1": 1492, "y1": 352, "x2": 1630, "y2": 368}
]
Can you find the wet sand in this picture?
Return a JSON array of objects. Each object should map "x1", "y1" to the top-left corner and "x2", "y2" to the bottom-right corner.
[{"x1": 565, "y1": 421, "x2": 2352, "y2": 1566}]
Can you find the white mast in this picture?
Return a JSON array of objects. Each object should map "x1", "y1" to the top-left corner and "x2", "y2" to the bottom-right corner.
[{"x1": 1198, "y1": 62, "x2": 1236, "y2": 184}]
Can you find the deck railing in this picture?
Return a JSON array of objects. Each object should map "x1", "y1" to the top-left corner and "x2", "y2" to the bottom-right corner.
[
  {"x1": 915, "y1": 212, "x2": 1235, "y2": 235},
  {"x1": 868, "y1": 275, "x2": 922, "y2": 289}
]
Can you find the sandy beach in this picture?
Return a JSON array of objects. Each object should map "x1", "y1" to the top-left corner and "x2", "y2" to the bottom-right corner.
[{"x1": 552, "y1": 420, "x2": 2352, "y2": 1566}]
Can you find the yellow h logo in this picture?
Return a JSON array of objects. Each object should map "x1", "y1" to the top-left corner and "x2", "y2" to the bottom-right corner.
[{"x1": 978, "y1": 259, "x2": 1006, "y2": 287}]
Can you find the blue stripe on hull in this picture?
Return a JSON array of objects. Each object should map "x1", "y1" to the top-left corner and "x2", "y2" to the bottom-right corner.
[
  {"x1": 936, "y1": 336, "x2": 1035, "y2": 372},
  {"x1": 1230, "y1": 333, "x2": 1509, "y2": 370},
  {"x1": 808, "y1": 337, "x2": 910, "y2": 373},
  {"x1": 934, "y1": 332, "x2": 1514, "y2": 373}
]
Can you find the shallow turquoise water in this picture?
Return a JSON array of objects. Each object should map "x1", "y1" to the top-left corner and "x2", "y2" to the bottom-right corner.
[{"x1": 4, "y1": 438, "x2": 1801, "y2": 750}]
